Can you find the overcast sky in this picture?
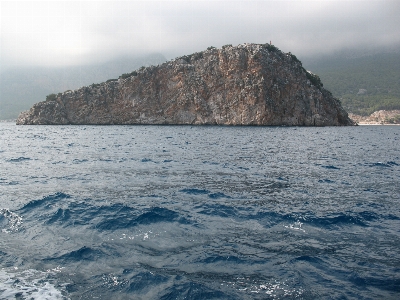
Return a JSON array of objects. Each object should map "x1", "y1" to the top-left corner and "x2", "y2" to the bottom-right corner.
[{"x1": 1, "y1": 0, "x2": 399, "y2": 70}]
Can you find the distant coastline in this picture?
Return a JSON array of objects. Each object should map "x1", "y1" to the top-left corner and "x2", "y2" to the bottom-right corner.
[{"x1": 349, "y1": 110, "x2": 400, "y2": 125}]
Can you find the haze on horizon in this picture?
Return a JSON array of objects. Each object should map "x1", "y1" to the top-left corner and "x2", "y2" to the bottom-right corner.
[{"x1": 1, "y1": 0, "x2": 399, "y2": 71}]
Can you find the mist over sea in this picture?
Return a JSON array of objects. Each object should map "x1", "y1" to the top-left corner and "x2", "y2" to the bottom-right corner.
[{"x1": 1, "y1": 123, "x2": 399, "y2": 299}]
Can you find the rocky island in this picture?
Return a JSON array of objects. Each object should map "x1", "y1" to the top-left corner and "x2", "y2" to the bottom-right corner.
[{"x1": 16, "y1": 43, "x2": 354, "y2": 126}]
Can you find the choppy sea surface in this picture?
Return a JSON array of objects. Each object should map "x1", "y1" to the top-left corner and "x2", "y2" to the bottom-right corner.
[{"x1": 0, "y1": 123, "x2": 399, "y2": 299}]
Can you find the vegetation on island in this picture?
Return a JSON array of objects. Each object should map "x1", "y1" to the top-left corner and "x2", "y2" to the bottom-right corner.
[
  {"x1": 303, "y1": 52, "x2": 400, "y2": 116},
  {"x1": 119, "y1": 71, "x2": 137, "y2": 79},
  {"x1": 45, "y1": 93, "x2": 57, "y2": 101},
  {"x1": 385, "y1": 114, "x2": 400, "y2": 124},
  {"x1": 306, "y1": 71, "x2": 324, "y2": 89}
]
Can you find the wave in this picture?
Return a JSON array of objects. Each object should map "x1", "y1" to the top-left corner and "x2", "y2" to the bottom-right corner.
[
  {"x1": 193, "y1": 201, "x2": 385, "y2": 231},
  {"x1": 180, "y1": 188, "x2": 210, "y2": 195},
  {"x1": 321, "y1": 165, "x2": 340, "y2": 170},
  {"x1": 0, "y1": 208, "x2": 23, "y2": 233},
  {"x1": 72, "y1": 158, "x2": 88, "y2": 164},
  {"x1": 46, "y1": 246, "x2": 106, "y2": 262},
  {"x1": 0, "y1": 178, "x2": 19, "y2": 185},
  {"x1": 16, "y1": 193, "x2": 389, "y2": 234},
  {"x1": 199, "y1": 255, "x2": 247, "y2": 264},
  {"x1": 196, "y1": 203, "x2": 238, "y2": 218},
  {"x1": 18, "y1": 194, "x2": 193, "y2": 231},
  {"x1": 126, "y1": 271, "x2": 169, "y2": 293},
  {"x1": 160, "y1": 281, "x2": 230, "y2": 300},
  {"x1": 0, "y1": 268, "x2": 67, "y2": 299},
  {"x1": 19, "y1": 192, "x2": 71, "y2": 212},
  {"x1": 180, "y1": 188, "x2": 231, "y2": 199},
  {"x1": 95, "y1": 206, "x2": 192, "y2": 230},
  {"x1": 306, "y1": 213, "x2": 368, "y2": 227},
  {"x1": 369, "y1": 161, "x2": 399, "y2": 168},
  {"x1": 6, "y1": 157, "x2": 31, "y2": 163},
  {"x1": 349, "y1": 274, "x2": 400, "y2": 292},
  {"x1": 141, "y1": 158, "x2": 155, "y2": 163}
]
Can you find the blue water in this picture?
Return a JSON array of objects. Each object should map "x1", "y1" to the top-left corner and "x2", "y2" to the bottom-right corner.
[{"x1": 1, "y1": 123, "x2": 399, "y2": 299}]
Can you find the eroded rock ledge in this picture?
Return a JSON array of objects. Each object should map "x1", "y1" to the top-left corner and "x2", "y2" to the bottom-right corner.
[{"x1": 16, "y1": 43, "x2": 354, "y2": 126}]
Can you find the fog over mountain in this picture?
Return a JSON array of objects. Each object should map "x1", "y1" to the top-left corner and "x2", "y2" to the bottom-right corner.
[
  {"x1": 0, "y1": 54, "x2": 167, "y2": 120},
  {"x1": 2, "y1": 0, "x2": 399, "y2": 69}
]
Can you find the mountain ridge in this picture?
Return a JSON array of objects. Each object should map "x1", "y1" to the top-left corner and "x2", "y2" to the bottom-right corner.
[{"x1": 301, "y1": 51, "x2": 400, "y2": 115}]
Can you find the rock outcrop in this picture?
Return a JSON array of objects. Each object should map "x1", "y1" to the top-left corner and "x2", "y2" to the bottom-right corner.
[
  {"x1": 349, "y1": 110, "x2": 400, "y2": 124},
  {"x1": 16, "y1": 43, "x2": 354, "y2": 126}
]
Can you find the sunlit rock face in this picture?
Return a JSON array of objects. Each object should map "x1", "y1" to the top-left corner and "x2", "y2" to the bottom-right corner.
[{"x1": 17, "y1": 43, "x2": 354, "y2": 126}]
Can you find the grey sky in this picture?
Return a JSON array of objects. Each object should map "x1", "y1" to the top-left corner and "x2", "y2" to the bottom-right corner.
[{"x1": 1, "y1": 0, "x2": 399, "y2": 69}]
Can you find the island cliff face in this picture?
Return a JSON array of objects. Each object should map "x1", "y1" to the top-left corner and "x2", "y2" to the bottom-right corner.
[{"x1": 16, "y1": 43, "x2": 354, "y2": 126}]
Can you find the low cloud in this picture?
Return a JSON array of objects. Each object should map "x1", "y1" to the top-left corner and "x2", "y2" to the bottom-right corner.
[{"x1": 1, "y1": 0, "x2": 399, "y2": 69}]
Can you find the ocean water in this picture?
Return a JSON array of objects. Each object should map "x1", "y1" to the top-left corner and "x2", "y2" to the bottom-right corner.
[{"x1": 0, "y1": 123, "x2": 399, "y2": 299}]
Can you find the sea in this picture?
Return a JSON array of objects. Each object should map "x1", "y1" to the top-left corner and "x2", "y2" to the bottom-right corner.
[{"x1": 0, "y1": 122, "x2": 399, "y2": 299}]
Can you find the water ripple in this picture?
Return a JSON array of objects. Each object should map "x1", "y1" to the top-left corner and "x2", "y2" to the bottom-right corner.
[{"x1": 1, "y1": 124, "x2": 399, "y2": 299}]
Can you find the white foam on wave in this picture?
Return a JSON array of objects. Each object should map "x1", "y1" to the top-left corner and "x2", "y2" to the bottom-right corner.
[
  {"x1": 284, "y1": 220, "x2": 305, "y2": 232},
  {"x1": 102, "y1": 273, "x2": 128, "y2": 289},
  {"x1": 222, "y1": 277, "x2": 304, "y2": 297},
  {"x1": 109, "y1": 229, "x2": 162, "y2": 242},
  {"x1": 0, "y1": 267, "x2": 68, "y2": 299},
  {"x1": 0, "y1": 208, "x2": 23, "y2": 233}
]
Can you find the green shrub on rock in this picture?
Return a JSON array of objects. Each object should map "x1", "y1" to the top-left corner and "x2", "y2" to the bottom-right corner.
[
  {"x1": 46, "y1": 93, "x2": 57, "y2": 101},
  {"x1": 306, "y1": 71, "x2": 323, "y2": 89}
]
